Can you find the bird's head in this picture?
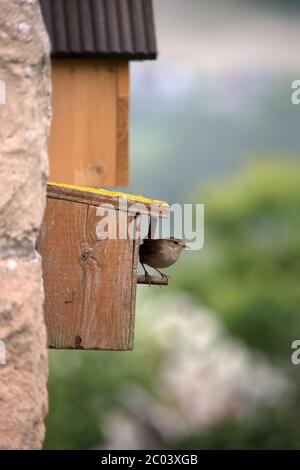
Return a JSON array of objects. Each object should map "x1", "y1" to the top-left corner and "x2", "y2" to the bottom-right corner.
[{"x1": 164, "y1": 238, "x2": 188, "y2": 250}]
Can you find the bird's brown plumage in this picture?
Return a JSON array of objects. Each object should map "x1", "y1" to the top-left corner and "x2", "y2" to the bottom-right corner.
[{"x1": 139, "y1": 238, "x2": 186, "y2": 279}]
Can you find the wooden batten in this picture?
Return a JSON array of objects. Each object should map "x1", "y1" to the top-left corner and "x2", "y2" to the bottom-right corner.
[{"x1": 48, "y1": 60, "x2": 129, "y2": 188}]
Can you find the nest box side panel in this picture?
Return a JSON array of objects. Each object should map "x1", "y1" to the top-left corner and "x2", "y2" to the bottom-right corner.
[
  {"x1": 38, "y1": 198, "x2": 138, "y2": 350},
  {"x1": 39, "y1": 198, "x2": 86, "y2": 349},
  {"x1": 79, "y1": 205, "x2": 137, "y2": 350}
]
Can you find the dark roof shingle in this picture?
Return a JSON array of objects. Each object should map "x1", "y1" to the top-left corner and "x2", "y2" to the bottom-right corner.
[{"x1": 39, "y1": 0, "x2": 157, "y2": 60}]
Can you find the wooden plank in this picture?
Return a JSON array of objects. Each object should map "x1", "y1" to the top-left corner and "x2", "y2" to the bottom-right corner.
[
  {"x1": 47, "y1": 183, "x2": 170, "y2": 218},
  {"x1": 38, "y1": 198, "x2": 88, "y2": 348},
  {"x1": 78, "y1": 205, "x2": 135, "y2": 350},
  {"x1": 48, "y1": 59, "x2": 117, "y2": 187},
  {"x1": 116, "y1": 62, "x2": 129, "y2": 186},
  {"x1": 128, "y1": 214, "x2": 141, "y2": 349},
  {"x1": 37, "y1": 198, "x2": 139, "y2": 350}
]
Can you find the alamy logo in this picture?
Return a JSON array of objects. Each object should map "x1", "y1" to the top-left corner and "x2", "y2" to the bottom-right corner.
[
  {"x1": 96, "y1": 201, "x2": 205, "y2": 250},
  {"x1": 0, "y1": 340, "x2": 6, "y2": 365},
  {"x1": 291, "y1": 80, "x2": 300, "y2": 105},
  {"x1": 291, "y1": 340, "x2": 300, "y2": 365},
  {"x1": 0, "y1": 80, "x2": 6, "y2": 105}
]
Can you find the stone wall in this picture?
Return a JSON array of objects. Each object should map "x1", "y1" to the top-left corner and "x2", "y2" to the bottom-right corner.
[{"x1": 0, "y1": 0, "x2": 51, "y2": 449}]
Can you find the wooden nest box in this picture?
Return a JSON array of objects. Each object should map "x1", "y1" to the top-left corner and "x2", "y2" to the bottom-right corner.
[
  {"x1": 39, "y1": 0, "x2": 157, "y2": 187},
  {"x1": 37, "y1": 184, "x2": 169, "y2": 351},
  {"x1": 38, "y1": 1, "x2": 162, "y2": 351}
]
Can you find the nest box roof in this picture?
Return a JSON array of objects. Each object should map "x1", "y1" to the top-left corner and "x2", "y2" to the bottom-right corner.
[
  {"x1": 47, "y1": 183, "x2": 169, "y2": 218},
  {"x1": 39, "y1": 0, "x2": 157, "y2": 60}
]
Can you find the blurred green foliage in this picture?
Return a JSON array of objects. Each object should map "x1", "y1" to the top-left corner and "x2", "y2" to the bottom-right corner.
[
  {"x1": 170, "y1": 160, "x2": 300, "y2": 449},
  {"x1": 173, "y1": 405, "x2": 300, "y2": 450},
  {"x1": 44, "y1": 337, "x2": 162, "y2": 449},
  {"x1": 172, "y1": 160, "x2": 300, "y2": 359},
  {"x1": 44, "y1": 160, "x2": 300, "y2": 449}
]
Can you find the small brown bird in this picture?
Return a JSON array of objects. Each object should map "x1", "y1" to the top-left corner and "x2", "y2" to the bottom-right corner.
[{"x1": 139, "y1": 237, "x2": 187, "y2": 282}]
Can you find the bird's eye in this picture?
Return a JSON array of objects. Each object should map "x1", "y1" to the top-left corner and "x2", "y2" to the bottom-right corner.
[{"x1": 174, "y1": 240, "x2": 179, "y2": 245}]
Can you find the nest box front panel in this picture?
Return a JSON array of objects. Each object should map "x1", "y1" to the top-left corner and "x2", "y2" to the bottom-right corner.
[
  {"x1": 38, "y1": 198, "x2": 139, "y2": 350},
  {"x1": 48, "y1": 59, "x2": 129, "y2": 188}
]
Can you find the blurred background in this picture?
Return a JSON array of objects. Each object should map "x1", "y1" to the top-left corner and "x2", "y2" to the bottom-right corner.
[{"x1": 44, "y1": 0, "x2": 300, "y2": 449}]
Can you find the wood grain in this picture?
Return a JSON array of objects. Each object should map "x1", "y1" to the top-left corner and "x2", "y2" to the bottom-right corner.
[
  {"x1": 116, "y1": 62, "x2": 129, "y2": 186},
  {"x1": 37, "y1": 198, "x2": 140, "y2": 350},
  {"x1": 129, "y1": 214, "x2": 141, "y2": 347},
  {"x1": 38, "y1": 198, "x2": 88, "y2": 348},
  {"x1": 49, "y1": 60, "x2": 120, "y2": 187},
  {"x1": 78, "y1": 205, "x2": 135, "y2": 349}
]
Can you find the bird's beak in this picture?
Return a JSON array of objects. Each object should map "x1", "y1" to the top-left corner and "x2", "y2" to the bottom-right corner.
[{"x1": 184, "y1": 243, "x2": 191, "y2": 249}]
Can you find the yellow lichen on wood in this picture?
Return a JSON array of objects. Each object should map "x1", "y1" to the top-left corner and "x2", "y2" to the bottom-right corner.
[{"x1": 48, "y1": 182, "x2": 169, "y2": 207}]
